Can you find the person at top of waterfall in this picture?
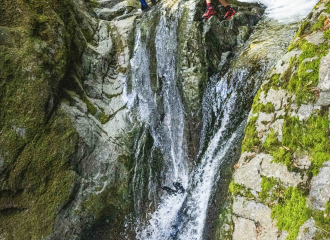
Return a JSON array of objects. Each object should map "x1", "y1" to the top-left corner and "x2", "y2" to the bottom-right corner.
[
  {"x1": 139, "y1": 0, "x2": 157, "y2": 11},
  {"x1": 202, "y1": 0, "x2": 235, "y2": 19}
]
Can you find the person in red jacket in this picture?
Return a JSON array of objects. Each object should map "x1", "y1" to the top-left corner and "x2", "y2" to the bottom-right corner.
[{"x1": 202, "y1": 0, "x2": 235, "y2": 19}]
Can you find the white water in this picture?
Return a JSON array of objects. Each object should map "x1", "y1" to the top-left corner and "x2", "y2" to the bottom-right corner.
[
  {"x1": 241, "y1": 0, "x2": 319, "y2": 23},
  {"x1": 131, "y1": 0, "x2": 318, "y2": 239}
]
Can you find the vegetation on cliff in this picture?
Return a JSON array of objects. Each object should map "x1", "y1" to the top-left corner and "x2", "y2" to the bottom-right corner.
[{"x1": 0, "y1": 0, "x2": 95, "y2": 238}]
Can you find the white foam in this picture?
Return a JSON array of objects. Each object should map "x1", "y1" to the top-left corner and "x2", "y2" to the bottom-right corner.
[{"x1": 240, "y1": 0, "x2": 319, "y2": 23}]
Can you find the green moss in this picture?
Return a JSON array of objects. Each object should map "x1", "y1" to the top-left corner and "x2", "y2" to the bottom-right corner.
[
  {"x1": 326, "y1": 1, "x2": 330, "y2": 14},
  {"x1": 89, "y1": 0, "x2": 99, "y2": 8},
  {"x1": 0, "y1": 0, "x2": 95, "y2": 238},
  {"x1": 251, "y1": 90, "x2": 261, "y2": 114},
  {"x1": 104, "y1": 91, "x2": 123, "y2": 99},
  {"x1": 261, "y1": 102, "x2": 275, "y2": 113},
  {"x1": 271, "y1": 187, "x2": 311, "y2": 240},
  {"x1": 0, "y1": 110, "x2": 79, "y2": 239},
  {"x1": 326, "y1": 199, "x2": 330, "y2": 218},
  {"x1": 280, "y1": 113, "x2": 330, "y2": 174},
  {"x1": 84, "y1": 96, "x2": 98, "y2": 115},
  {"x1": 297, "y1": 20, "x2": 310, "y2": 37},
  {"x1": 324, "y1": 29, "x2": 330, "y2": 39},
  {"x1": 261, "y1": 177, "x2": 287, "y2": 205},
  {"x1": 253, "y1": 101, "x2": 275, "y2": 114},
  {"x1": 262, "y1": 74, "x2": 280, "y2": 93},
  {"x1": 312, "y1": 210, "x2": 330, "y2": 239},
  {"x1": 260, "y1": 109, "x2": 330, "y2": 174},
  {"x1": 287, "y1": 114, "x2": 330, "y2": 175},
  {"x1": 282, "y1": 40, "x2": 330, "y2": 105},
  {"x1": 241, "y1": 116, "x2": 261, "y2": 153},
  {"x1": 311, "y1": 14, "x2": 328, "y2": 32},
  {"x1": 259, "y1": 176, "x2": 277, "y2": 200},
  {"x1": 262, "y1": 130, "x2": 294, "y2": 170},
  {"x1": 229, "y1": 180, "x2": 255, "y2": 198},
  {"x1": 98, "y1": 109, "x2": 111, "y2": 124}
]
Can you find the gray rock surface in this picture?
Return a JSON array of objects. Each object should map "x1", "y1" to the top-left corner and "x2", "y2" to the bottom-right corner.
[
  {"x1": 260, "y1": 154, "x2": 305, "y2": 187},
  {"x1": 305, "y1": 31, "x2": 325, "y2": 45},
  {"x1": 234, "y1": 153, "x2": 305, "y2": 195},
  {"x1": 256, "y1": 112, "x2": 274, "y2": 141},
  {"x1": 309, "y1": 162, "x2": 330, "y2": 210},
  {"x1": 318, "y1": 50, "x2": 330, "y2": 91},
  {"x1": 272, "y1": 50, "x2": 302, "y2": 75},
  {"x1": 296, "y1": 218, "x2": 317, "y2": 240},
  {"x1": 294, "y1": 154, "x2": 311, "y2": 170},
  {"x1": 233, "y1": 216, "x2": 256, "y2": 240},
  {"x1": 259, "y1": 89, "x2": 288, "y2": 111},
  {"x1": 294, "y1": 104, "x2": 317, "y2": 121},
  {"x1": 270, "y1": 119, "x2": 284, "y2": 141},
  {"x1": 234, "y1": 154, "x2": 262, "y2": 192},
  {"x1": 233, "y1": 196, "x2": 288, "y2": 240}
]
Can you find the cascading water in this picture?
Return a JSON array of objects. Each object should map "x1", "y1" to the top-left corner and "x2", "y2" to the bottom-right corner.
[
  {"x1": 128, "y1": 9, "x2": 189, "y2": 236},
  {"x1": 128, "y1": 0, "x2": 319, "y2": 239}
]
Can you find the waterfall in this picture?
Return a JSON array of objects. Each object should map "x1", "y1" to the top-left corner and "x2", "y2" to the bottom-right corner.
[
  {"x1": 241, "y1": 0, "x2": 319, "y2": 23},
  {"x1": 128, "y1": 0, "x2": 317, "y2": 239}
]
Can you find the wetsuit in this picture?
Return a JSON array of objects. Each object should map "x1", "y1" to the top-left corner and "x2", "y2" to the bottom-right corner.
[{"x1": 139, "y1": 0, "x2": 149, "y2": 11}]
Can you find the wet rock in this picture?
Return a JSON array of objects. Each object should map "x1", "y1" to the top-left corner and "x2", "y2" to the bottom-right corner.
[
  {"x1": 237, "y1": 26, "x2": 251, "y2": 45},
  {"x1": 296, "y1": 218, "x2": 317, "y2": 240},
  {"x1": 96, "y1": 21, "x2": 113, "y2": 55},
  {"x1": 95, "y1": 1, "x2": 137, "y2": 21},
  {"x1": 234, "y1": 153, "x2": 305, "y2": 194},
  {"x1": 309, "y1": 162, "x2": 330, "y2": 210},
  {"x1": 233, "y1": 216, "x2": 256, "y2": 240}
]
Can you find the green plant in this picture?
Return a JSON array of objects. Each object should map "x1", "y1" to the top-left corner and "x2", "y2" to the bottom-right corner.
[
  {"x1": 271, "y1": 187, "x2": 311, "y2": 240},
  {"x1": 241, "y1": 116, "x2": 261, "y2": 153},
  {"x1": 229, "y1": 180, "x2": 255, "y2": 198}
]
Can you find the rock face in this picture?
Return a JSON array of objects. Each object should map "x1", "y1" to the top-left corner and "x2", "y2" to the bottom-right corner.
[
  {"x1": 0, "y1": 0, "x2": 265, "y2": 238},
  {"x1": 229, "y1": 1, "x2": 330, "y2": 240},
  {"x1": 0, "y1": 0, "x2": 140, "y2": 239},
  {"x1": 1, "y1": 0, "x2": 329, "y2": 239}
]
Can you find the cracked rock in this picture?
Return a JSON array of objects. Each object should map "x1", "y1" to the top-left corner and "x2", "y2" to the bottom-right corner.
[{"x1": 233, "y1": 196, "x2": 288, "y2": 240}]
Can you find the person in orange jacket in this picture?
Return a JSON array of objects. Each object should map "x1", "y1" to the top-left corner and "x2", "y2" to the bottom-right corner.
[{"x1": 202, "y1": 0, "x2": 235, "y2": 19}]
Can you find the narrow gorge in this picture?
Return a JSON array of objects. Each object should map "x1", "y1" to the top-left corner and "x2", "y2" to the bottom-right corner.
[{"x1": 0, "y1": 0, "x2": 329, "y2": 240}]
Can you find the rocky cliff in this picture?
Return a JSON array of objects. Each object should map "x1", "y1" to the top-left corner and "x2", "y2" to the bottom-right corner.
[
  {"x1": 1, "y1": 0, "x2": 329, "y2": 239},
  {"x1": 228, "y1": 1, "x2": 330, "y2": 240}
]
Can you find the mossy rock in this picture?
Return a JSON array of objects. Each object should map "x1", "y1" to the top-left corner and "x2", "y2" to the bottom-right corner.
[{"x1": 0, "y1": 0, "x2": 96, "y2": 238}]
